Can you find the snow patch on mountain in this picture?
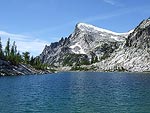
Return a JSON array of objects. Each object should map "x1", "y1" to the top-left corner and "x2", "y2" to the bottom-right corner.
[
  {"x1": 70, "y1": 43, "x2": 86, "y2": 54},
  {"x1": 110, "y1": 36, "x2": 124, "y2": 41},
  {"x1": 77, "y1": 23, "x2": 133, "y2": 37}
]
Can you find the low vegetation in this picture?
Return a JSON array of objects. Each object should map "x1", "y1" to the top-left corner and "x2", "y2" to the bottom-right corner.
[
  {"x1": 71, "y1": 66, "x2": 89, "y2": 71},
  {"x1": 62, "y1": 54, "x2": 90, "y2": 66}
]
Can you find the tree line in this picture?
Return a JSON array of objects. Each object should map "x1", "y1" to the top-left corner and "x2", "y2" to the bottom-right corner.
[{"x1": 0, "y1": 38, "x2": 47, "y2": 70}]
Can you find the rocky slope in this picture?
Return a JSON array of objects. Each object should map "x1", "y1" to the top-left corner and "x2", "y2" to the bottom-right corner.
[
  {"x1": 0, "y1": 59, "x2": 50, "y2": 76},
  {"x1": 39, "y1": 18, "x2": 150, "y2": 72},
  {"x1": 95, "y1": 19, "x2": 150, "y2": 72},
  {"x1": 39, "y1": 23, "x2": 131, "y2": 67}
]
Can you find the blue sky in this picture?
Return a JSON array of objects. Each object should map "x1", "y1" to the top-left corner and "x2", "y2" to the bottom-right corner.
[{"x1": 0, "y1": 0, "x2": 150, "y2": 56}]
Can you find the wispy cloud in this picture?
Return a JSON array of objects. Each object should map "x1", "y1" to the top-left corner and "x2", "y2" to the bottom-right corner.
[
  {"x1": 103, "y1": 0, "x2": 115, "y2": 5},
  {"x1": 103, "y1": 0, "x2": 124, "y2": 7},
  {"x1": 0, "y1": 31, "x2": 49, "y2": 56}
]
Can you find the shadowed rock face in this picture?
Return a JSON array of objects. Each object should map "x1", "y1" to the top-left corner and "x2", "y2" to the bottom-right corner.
[
  {"x1": 126, "y1": 19, "x2": 150, "y2": 49},
  {"x1": 39, "y1": 23, "x2": 129, "y2": 67}
]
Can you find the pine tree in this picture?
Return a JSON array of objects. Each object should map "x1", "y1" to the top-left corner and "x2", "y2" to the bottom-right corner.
[
  {"x1": 14, "y1": 41, "x2": 17, "y2": 55},
  {"x1": 15, "y1": 52, "x2": 22, "y2": 65},
  {"x1": 91, "y1": 56, "x2": 98, "y2": 64},
  {"x1": 22, "y1": 52, "x2": 30, "y2": 64},
  {"x1": 95, "y1": 56, "x2": 98, "y2": 62},
  {"x1": 30, "y1": 56, "x2": 35, "y2": 66},
  {"x1": 5, "y1": 38, "x2": 10, "y2": 60},
  {"x1": 33, "y1": 57, "x2": 47, "y2": 70},
  {"x1": 10, "y1": 41, "x2": 18, "y2": 64},
  {"x1": 91, "y1": 56, "x2": 95, "y2": 64},
  {"x1": 0, "y1": 37, "x2": 4, "y2": 59},
  {"x1": 10, "y1": 41, "x2": 15, "y2": 59}
]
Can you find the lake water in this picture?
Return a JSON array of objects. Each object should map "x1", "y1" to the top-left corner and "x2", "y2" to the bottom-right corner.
[{"x1": 0, "y1": 72, "x2": 150, "y2": 113}]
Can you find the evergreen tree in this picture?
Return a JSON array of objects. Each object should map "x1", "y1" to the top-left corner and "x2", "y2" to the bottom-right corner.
[
  {"x1": 14, "y1": 41, "x2": 17, "y2": 55},
  {"x1": 30, "y1": 56, "x2": 35, "y2": 65},
  {"x1": 9, "y1": 41, "x2": 18, "y2": 64},
  {"x1": 33, "y1": 57, "x2": 47, "y2": 70},
  {"x1": 10, "y1": 41, "x2": 15, "y2": 59},
  {"x1": 0, "y1": 37, "x2": 4, "y2": 59},
  {"x1": 5, "y1": 38, "x2": 10, "y2": 59},
  {"x1": 0, "y1": 37, "x2": 47, "y2": 69},
  {"x1": 95, "y1": 56, "x2": 98, "y2": 62},
  {"x1": 35, "y1": 57, "x2": 41, "y2": 66},
  {"x1": 22, "y1": 51, "x2": 30, "y2": 64},
  {"x1": 91, "y1": 56, "x2": 95, "y2": 64},
  {"x1": 15, "y1": 52, "x2": 22, "y2": 65},
  {"x1": 91, "y1": 56, "x2": 98, "y2": 64}
]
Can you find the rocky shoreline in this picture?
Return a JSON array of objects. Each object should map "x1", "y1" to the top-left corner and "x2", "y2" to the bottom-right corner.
[{"x1": 0, "y1": 59, "x2": 52, "y2": 76}]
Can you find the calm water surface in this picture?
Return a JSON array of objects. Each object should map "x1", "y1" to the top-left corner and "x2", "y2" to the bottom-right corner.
[{"x1": 0, "y1": 72, "x2": 150, "y2": 113}]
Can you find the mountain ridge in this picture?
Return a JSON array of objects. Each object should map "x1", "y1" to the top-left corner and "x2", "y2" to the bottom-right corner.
[
  {"x1": 76, "y1": 22, "x2": 133, "y2": 36},
  {"x1": 39, "y1": 21, "x2": 132, "y2": 68},
  {"x1": 39, "y1": 18, "x2": 150, "y2": 72}
]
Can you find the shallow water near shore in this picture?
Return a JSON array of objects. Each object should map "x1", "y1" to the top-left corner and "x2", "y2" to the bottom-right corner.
[{"x1": 0, "y1": 72, "x2": 150, "y2": 113}]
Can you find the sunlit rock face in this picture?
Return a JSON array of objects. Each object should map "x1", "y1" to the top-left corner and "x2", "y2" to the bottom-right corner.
[
  {"x1": 95, "y1": 19, "x2": 150, "y2": 72},
  {"x1": 39, "y1": 22, "x2": 130, "y2": 67}
]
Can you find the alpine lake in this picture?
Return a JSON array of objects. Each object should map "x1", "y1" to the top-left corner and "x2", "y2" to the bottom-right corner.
[{"x1": 0, "y1": 72, "x2": 150, "y2": 113}]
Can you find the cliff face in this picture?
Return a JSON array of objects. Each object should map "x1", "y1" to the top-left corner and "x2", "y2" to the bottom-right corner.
[
  {"x1": 126, "y1": 19, "x2": 150, "y2": 49},
  {"x1": 39, "y1": 37, "x2": 72, "y2": 66},
  {"x1": 95, "y1": 19, "x2": 150, "y2": 72}
]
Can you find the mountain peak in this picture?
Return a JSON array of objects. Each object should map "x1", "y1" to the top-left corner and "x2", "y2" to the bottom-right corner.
[
  {"x1": 76, "y1": 22, "x2": 117, "y2": 34},
  {"x1": 76, "y1": 22, "x2": 131, "y2": 36}
]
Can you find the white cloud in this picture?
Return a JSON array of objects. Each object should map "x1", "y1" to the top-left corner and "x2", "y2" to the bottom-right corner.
[
  {"x1": 103, "y1": 0, "x2": 123, "y2": 7},
  {"x1": 0, "y1": 31, "x2": 49, "y2": 56},
  {"x1": 103, "y1": 0, "x2": 115, "y2": 5}
]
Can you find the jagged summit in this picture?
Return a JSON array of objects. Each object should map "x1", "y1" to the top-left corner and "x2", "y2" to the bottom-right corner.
[
  {"x1": 76, "y1": 22, "x2": 132, "y2": 36},
  {"x1": 39, "y1": 22, "x2": 129, "y2": 65}
]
